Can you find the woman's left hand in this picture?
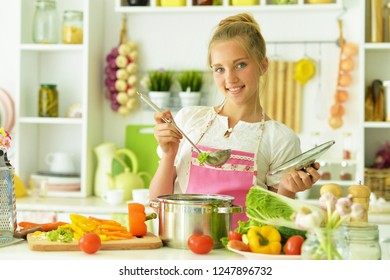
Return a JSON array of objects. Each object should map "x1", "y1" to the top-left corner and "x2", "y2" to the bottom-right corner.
[{"x1": 277, "y1": 162, "x2": 321, "y2": 198}]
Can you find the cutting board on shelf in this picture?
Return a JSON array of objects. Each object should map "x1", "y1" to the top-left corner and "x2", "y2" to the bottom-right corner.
[
  {"x1": 27, "y1": 232, "x2": 162, "y2": 251},
  {"x1": 124, "y1": 125, "x2": 159, "y2": 185}
]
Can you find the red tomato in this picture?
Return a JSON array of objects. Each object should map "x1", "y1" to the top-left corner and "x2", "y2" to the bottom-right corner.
[
  {"x1": 187, "y1": 234, "x2": 214, "y2": 255},
  {"x1": 78, "y1": 233, "x2": 102, "y2": 254},
  {"x1": 228, "y1": 230, "x2": 242, "y2": 241},
  {"x1": 284, "y1": 235, "x2": 305, "y2": 255}
]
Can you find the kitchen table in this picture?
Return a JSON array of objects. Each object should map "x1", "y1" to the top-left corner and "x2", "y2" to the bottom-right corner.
[{"x1": 1, "y1": 224, "x2": 390, "y2": 260}]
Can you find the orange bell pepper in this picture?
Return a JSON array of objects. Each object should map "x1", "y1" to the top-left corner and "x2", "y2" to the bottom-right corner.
[{"x1": 128, "y1": 203, "x2": 147, "y2": 236}]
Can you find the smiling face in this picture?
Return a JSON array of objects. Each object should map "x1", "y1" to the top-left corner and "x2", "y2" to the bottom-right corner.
[{"x1": 210, "y1": 40, "x2": 261, "y2": 106}]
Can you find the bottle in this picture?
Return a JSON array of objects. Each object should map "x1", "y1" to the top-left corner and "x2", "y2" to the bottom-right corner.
[
  {"x1": 383, "y1": 81, "x2": 390, "y2": 121},
  {"x1": 32, "y1": 0, "x2": 59, "y2": 44},
  {"x1": 346, "y1": 222, "x2": 381, "y2": 260},
  {"x1": 384, "y1": 3, "x2": 390, "y2": 42},
  {"x1": 0, "y1": 147, "x2": 17, "y2": 240},
  {"x1": 342, "y1": 132, "x2": 352, "y2": 160},
  {"x1": 370, "y1": 0, "x2": 383, "y2": 42},
  {"x1": 62, "y1": 10, "x2": 83, "y2": 44},
  {"x1": 38, "y1": 84, "x2": 59, "y2": 117}
]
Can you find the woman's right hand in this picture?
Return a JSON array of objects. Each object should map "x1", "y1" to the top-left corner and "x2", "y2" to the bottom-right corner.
[{"x1": 153, "y1": 110, "x2": 183, "y2": 155}]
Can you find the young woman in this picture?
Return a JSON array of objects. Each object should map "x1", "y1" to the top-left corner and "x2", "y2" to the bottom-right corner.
[{"x1": 149, "y1": 13, "x2": 320, "y2": 228}]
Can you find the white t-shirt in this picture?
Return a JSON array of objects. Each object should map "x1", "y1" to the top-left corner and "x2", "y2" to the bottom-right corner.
[{"x1": 158, "y1": 106, "x2": 302, "y2": 194}]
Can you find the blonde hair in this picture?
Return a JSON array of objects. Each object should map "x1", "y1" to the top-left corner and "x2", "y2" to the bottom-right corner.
[{"x1": 207, "y1": 13, "x2": 267, "y2": 74}]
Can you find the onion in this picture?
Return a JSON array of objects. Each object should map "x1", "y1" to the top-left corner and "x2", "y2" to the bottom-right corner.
[
  {"x1": 116, "y1": 69, "x2": 129, "y2": 81},
  {"x1": 343, "y1": 43, "x2": 358, "y2": 57},
  {"x1": 338, "y1": 74, "x2": 352, "y2": 87},
  {"x1": 328, "y1": 115, "x2": 343, "y2": 129},
  {"x1": 115, "y1": 55, "x2": 128, "y2": 68},
  {"x1": 116, "y1": 92, "x2": 129, "y2": 104},
  {"x1": 340, "y1": 58, "x2": 354, "y2": 72},
  {"x1": 335, "y1": 90, "x2": 349, "y2": 103},
  {"x1": 111, "y1": 100, "x2": 120, "y2": 111},
  {"x1": 118, "y1": 44, "x2": 131, "y2": 56},
  {"x1": 330, "y1": 103, "x2": 345, "y2": 117},
  {"x1": 118, "y1": 105, "x2": 130, "y2": 116},
  {"x1": 111, "y1": 47, "x2": 119, "y2": 57}
]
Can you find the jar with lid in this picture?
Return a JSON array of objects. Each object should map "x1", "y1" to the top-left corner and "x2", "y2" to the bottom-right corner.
[
  {"x1": 346, "y1": 222, "x2": 381, "y2": 260},
  {"x1": 38, "y1": 84, "x2": 58, "y2": 117},
  {"x1": 32, "y1": 0, "x2": 59, "y2": 44},
  {"x1": 62, "y1": 11, "x2": 83, "y2": 44}
]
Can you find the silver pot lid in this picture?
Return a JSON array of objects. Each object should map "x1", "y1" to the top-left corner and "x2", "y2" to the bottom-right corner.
[{"x1": 155, "y1": 193, "x2": 234, "y2": 206}]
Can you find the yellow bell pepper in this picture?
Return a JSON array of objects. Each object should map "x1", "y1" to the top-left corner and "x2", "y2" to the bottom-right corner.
[{"x1": 247, "y1": 225, "x2": 282, "y2": 255}]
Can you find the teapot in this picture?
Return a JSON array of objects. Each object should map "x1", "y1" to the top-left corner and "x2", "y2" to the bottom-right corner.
[{"x1": 107, "y1": 148, "x2": 150, "y2": 201}]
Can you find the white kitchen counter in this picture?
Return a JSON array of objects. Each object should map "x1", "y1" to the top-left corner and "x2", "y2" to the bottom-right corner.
[
  {"x1": 1, "y1": 224, "x2": 390, "y2": 260},
  {"x1": 0, "y1": 224, "x2": 389, "y2": 260},
  {"x1": 7, "y1": 196, "x2": 390, "y2": 260}
]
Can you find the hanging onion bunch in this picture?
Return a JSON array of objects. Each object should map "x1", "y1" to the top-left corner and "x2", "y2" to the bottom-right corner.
[
  {"x1": 328, "y1": 20, "x2": 358, "y2": 129},
  {"x1": 104, "y1": 16, "x2": 139, "y2": 116}
]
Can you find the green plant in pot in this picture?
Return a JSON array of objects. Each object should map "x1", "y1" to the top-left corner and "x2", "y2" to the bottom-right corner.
[
  {"x1": 147, "y1": 69, "x2": 174, "y2": 109},
  {"x1": 177, "y1": 70, "x2": 204, "y2": 107}
]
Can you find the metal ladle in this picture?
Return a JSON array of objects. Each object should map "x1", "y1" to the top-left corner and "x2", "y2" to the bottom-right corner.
[{"x1": 137, "y1": 92, "x2": 231, "y2": 166}]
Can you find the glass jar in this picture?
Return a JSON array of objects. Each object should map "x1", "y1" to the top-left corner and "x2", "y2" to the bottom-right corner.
[
  {"x1": 32, "y1": 0, "x2": 59, "y2": 44},
  {"x1": 38, "y1": 84, "x2": 58, "y2": 117},
  {"x1": 62, "y1": 10, "x2": 83, "y2": 44},
  {"x1": 127, "y1": 0, "x2": 148, "y2": 6},
  {"x1": 301, "y1": 227, "x2": 350, "y2": 260},
  {"x1": 346, "y1": 222, "x2": 381, "y2": 260},
  {"x1": 343, "y1": 132, "x2": 352, "y2": 160}
]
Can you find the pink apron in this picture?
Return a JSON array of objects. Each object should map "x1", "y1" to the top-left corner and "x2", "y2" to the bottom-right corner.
[{"x1": 186, "y1": 107, "x2": 264, "y2": 229}]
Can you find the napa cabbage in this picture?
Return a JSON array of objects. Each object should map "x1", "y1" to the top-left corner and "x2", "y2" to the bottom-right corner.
[{"x1": 240, "y1": 186, "x2": 324, "y2": 234}]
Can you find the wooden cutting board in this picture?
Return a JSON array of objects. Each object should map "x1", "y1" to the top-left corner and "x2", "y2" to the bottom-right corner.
[{"x1": 27, "y1": 232, "x2": 162, "y2": 251}]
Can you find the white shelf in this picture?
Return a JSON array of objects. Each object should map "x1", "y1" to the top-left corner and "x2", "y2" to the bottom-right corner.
[
  {"x1": 20, "y1": 44, "x2": 85, "y2": 52},
  {"x1": 18, "y1": 117, "x2": 83, "y2": 125},
  {"x1": 365, "y1": 43, "x2": 390, "y2": 50},
  {"x1": 364, "y1": 122, "x2": 390, "y2": 128},
  {"x1": 115, "y1": 0, "x2": 343, "y2": 13}
]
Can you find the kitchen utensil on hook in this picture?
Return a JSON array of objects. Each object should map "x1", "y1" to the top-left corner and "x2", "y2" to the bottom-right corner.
[{"x1": 137, "y1": 91, "x2": 231, "y2": 166}]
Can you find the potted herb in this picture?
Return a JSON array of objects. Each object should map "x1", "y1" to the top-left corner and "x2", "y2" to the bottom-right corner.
[
  {"x1": 177, "y1": 70, "x2": 204, "y2": 107},
  {"x1": 147, "y1": 69, "x2": 174, "y2": 108}
]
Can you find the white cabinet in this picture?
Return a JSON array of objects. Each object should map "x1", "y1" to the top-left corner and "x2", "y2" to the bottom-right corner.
[{"x1": 15, "y1": 0, "x2": 105, "y2": 197}]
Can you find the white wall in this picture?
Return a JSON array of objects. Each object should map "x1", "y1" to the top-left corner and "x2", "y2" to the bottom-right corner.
[
  {"x1": 0, "y1": 0, "x2": 361, "y2": 166},
  {"x1": 100, "y1": 0, "x2": 361, "y2": 162}
]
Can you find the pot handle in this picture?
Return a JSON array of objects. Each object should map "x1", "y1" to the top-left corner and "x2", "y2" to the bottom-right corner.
[
  {"x1": 149, "y1": 199, "x2": 160, "y2": 209},
  {"x1": 216, "y1": 205, "x2": 243, "y2": 214}
]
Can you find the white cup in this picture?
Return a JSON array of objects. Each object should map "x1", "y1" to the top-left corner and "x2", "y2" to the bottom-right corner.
[
  {"x1": 46, "y1": 152, "x2": 76, "y2": 174},
  {"x1": 103, "y1": 189, "x2": 124, "y2": 205},
  {"x1": 132, "y1": 188, "x2": 150, "y2": 205}
]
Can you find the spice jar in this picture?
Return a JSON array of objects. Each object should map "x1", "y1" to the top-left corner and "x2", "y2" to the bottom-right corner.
[
  {"x1": 32, "y1": 0, "x2": 59, "y2": 44},
  {"x1": 346, "y1": 222, "x2": 381, "y2": 260},
  {"x1": 348, "y1": 184, "x2": 371, "y2": 223},
  {"x1": 38, "y1": 84, "x2": 58, "y2": 117},
  {"x1": 62, "y1": 11, "x2": 83, "y2": 44}
]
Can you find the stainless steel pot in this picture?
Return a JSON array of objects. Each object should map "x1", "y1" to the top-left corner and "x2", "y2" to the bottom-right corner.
[{"x1": 150, "y1": 194, "x2": 243, "y2": 249}]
